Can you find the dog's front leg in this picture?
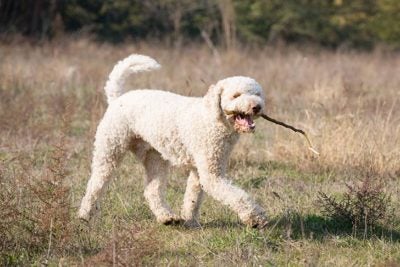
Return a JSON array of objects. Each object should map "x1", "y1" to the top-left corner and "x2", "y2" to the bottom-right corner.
[{"x1": 195, "y1": 156, "x2": 268, "y2": 228}]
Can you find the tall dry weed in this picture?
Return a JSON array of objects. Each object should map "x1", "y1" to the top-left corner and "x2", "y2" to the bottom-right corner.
[{"x1": 0, "y1": 105, "x2": 73, "y2": 264}]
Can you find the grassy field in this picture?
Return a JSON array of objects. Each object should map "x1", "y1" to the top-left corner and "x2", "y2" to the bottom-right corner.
[{"x1": 0, "y1": 39, "x2": 399, "y2": 266}]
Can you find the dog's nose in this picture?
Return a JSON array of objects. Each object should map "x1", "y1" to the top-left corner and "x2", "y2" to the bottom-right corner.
[{"x1": 252, "y1": 105, "x2": 261, "y2": 114}]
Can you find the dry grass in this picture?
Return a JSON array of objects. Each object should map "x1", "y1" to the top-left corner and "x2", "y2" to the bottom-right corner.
[{"x1": 0, "y1": 38, "x2": 399, "y2": 265}]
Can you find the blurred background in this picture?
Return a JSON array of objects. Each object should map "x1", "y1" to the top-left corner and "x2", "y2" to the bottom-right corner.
[{"x1": 1, "y1": 0, "x2": 400, "y2": 49}]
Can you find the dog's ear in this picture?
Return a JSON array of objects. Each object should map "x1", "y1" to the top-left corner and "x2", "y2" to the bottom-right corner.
[{"x1": 204, "y1": 84, "x2": 224, "y2": 120}]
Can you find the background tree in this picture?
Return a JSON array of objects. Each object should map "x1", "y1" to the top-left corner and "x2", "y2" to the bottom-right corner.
[{"x1": 0, "y1": 0, "x2": 399, "y2": 48}]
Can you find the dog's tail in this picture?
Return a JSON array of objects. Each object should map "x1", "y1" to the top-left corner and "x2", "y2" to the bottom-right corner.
[{"x1": 104, "y1": 54, "x2": 161, "y2": 104}]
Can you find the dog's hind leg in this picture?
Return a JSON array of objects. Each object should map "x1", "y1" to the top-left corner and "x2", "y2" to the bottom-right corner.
[
  {"x1": 142, "y1": 150, "x2": 181, "y2": 225},
  {"x1": 78, "y1": 115, "x2": 130, "y2": 221},
  {"x1": 181, "y1": 170, "x2": 204, "y2": 227}
]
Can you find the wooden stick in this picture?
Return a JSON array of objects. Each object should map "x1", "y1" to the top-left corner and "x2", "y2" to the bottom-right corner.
[{"x1": 261, "y1": 114, "x2": 320, "y2": 155}]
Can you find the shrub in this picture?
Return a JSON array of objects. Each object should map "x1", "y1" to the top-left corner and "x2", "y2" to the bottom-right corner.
[{"x1": 318, "y1": 177, "x2": 393, "y2": 236}]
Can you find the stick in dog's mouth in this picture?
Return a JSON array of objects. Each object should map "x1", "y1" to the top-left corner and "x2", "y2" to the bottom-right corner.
[{"x1": 261, "y1": 114, "x2": 320, "y2": 155}]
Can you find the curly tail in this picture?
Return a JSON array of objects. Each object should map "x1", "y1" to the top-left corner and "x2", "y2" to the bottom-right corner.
[{"x1": 104, "y1": 54, "x2": 161, "y2": 104}]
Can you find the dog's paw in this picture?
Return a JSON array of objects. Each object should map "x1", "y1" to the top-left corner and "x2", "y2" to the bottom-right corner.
[
  {"x1": 77, "y1": 202, "x2": 100, "y2": 223},
  {"x1": 251, "y1": 217, "x2": 268, "y2": 230},
  {"x1": 77, "y1": 208, "x2": 91, "y2": 222},
  {"x1": 245, "y1": 213, "x2": 268, "y2": 230}
]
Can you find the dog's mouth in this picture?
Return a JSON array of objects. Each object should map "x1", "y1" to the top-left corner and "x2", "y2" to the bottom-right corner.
[{"x1": 233, "y1": 113, "x2": 255, "y2": 133}]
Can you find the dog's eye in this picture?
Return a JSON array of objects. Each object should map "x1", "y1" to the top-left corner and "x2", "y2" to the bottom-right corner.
[{"x1": 232, "y1": 93, "x2": 241, "y2": 99}]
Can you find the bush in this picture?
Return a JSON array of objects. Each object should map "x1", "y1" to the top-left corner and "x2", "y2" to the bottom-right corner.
[{"x1": 318, "y1": 177, "x2": 393, "y2": 236}]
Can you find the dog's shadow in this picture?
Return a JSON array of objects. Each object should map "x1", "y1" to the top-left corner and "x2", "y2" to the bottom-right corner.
[
  {"x1": 202, "y1": 219, "x2": 243, "y2": 229},
  {"x1": 203, "y1": 213, "x2": 400, "y2": 242},
  {"x1": 265, "y1": 213, "x2": 400, "y2": 242}
]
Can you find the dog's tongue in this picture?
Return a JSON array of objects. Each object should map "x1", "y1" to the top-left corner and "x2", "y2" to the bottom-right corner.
[{"x1": 236, "y1": 115, "x2": 255, "y2": 129}]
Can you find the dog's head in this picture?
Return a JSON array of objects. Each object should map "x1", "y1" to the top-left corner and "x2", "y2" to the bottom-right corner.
[{"x1": 205, "y1": 76, "x2": 265, "y2": 133}]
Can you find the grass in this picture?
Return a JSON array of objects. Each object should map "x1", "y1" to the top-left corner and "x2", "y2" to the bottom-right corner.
[{"x1": 0, "y1": 38, "x2": 399, "y2": 266}]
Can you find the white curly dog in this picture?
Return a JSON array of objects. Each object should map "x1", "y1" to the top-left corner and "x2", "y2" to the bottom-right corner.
[{"x1": 78, "y1": 54, "x2": 268, "y2": 228}]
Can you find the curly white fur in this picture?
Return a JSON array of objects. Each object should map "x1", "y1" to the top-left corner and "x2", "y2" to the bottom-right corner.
[
  {"x1": 104, "y1": 54, "x2": 160, "y2": 104},
  {"x1": 78, "y1": 54, "x2": 268, "y2": 228}
]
